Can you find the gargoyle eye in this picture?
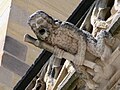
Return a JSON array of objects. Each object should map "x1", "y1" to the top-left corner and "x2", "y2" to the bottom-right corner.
[
  {"x1": 32, "y1": 23, "x2": 36, "y2": 28},
  {"x1": 37, "y1": 19, "x2": 42, "y2": 24},
  {"x1": 39, "y1": 29, "x2": 45, "y2": 35}
]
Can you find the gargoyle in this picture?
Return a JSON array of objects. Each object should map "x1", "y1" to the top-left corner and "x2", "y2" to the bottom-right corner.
[{"x1": 26, "y1": 10, "x2": 114, "y2": 66}]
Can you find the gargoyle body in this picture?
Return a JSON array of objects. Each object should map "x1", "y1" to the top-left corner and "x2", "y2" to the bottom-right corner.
[{"x1": 28, "y1": 11, "x2": 114, "y2": 65}]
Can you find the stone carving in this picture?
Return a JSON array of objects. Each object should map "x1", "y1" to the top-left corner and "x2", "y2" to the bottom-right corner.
[
  {"x1": 24, "y1": 11, "x2": 113, "y2": 89},
  {"x1": 25, "y1": 0, "x2": 120, "y2": 89},
  {"x1": 91, "y1": 0, "x2": 114, "y2": 37},
  {"x1": 27, "y1": 10, "x2": 114, "y2": 64}
]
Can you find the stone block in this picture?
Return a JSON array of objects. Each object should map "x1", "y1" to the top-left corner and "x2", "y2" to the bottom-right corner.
[
  {"x1": 2, "y1": 52, "x2": 29, "y2": 76},
  {"x1": 0, "y1": 66, "x2": 13, "y2": 87},
  {"x1": 4, "y1": 36, "x2": 28, "y2": 61}
]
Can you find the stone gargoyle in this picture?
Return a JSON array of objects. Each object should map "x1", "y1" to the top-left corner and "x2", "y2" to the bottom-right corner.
[
  {"x1": 25, "y1": 10, "x2": 115, "y2": 68},
  {"x1": 24, "y1": 10, "x2": 118, "y2": 90}
]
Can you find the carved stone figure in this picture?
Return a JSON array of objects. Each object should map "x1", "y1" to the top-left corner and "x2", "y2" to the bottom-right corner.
[
  {"x1": 27, "y1": 10, "x2": 114, "y2": 66},
  {"x1": 44, "y1": 55, "x2": 63, "y2": 90},
  {"x1": 24, "y1": 0, "x2": 120, "y2": 89},
  {"x1": 91, "y1": 0, "x2": 114, "y2": 37},
  {"x1": 24, "y1": 10, "x2": 117, "y2": 89}
]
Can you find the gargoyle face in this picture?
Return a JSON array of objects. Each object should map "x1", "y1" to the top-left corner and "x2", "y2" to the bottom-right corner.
[{"x1": 28, "y1": 11, "x2": 55, "y2": 40}]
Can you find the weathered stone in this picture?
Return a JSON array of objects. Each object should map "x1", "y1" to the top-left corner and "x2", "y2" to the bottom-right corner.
[{"x1": 25, "y1": 0, "x2": 120, "y2": 90}]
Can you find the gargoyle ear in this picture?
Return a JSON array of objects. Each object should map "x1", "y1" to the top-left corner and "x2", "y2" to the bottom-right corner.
[
  {"x1": 54, "y1": 19, "x2": 62, "y2": 24},
  {"x1": 53, "y1": 19, "x2": 62, "y2": 28}
]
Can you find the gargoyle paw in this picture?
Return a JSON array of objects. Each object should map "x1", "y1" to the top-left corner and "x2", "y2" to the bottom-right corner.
[{"x1": 53, "y1": 46, "x2": 64, "y2": 59}]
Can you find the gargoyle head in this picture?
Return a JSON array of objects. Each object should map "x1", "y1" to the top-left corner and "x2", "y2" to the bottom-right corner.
[{"x1": 28, "y1": 10, "x2": 61, "y2": 40}]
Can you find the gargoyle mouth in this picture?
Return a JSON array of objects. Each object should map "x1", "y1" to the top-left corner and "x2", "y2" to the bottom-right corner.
[
  {"x1": 37, "y1": 28, "x2": 49, "y2": 40},
  {"x1": 39, "y1": 29, "x2": 46, "y2": 35}
]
